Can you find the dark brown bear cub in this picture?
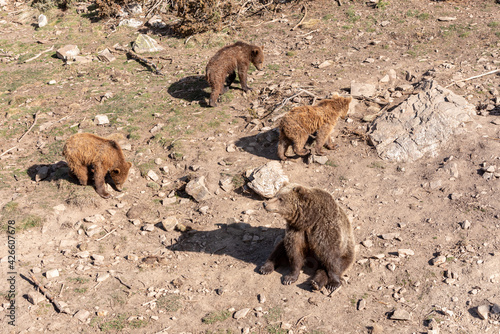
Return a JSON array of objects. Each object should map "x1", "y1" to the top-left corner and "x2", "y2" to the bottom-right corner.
[
  {"x1": 278, "y1": 93, "x2": 352, "y2": 160},
  {"x1": 260, "y1": 183, "x2": 355, "y2": 293},
  {"x1": 205, "y1": 41, "x2": 264, "y2": 107},
  {"x1": 63, "y1": 133, "x2": 132, "y2": 199}
]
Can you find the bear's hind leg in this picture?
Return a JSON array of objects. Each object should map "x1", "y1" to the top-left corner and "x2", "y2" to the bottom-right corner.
[
  {"x1": 260, "y1": 240, "x2": 287, "y2": 275},
  {"x1": 225, "y1": 71, "x2": 236, "y2": 88},
  {"x1": 314, "y1": 124, "x2": 334, "y2": 155},
  {"x1": 71, "y1": 163, "x2": 89, "y2": 186},
  {"x1": 277, "y1": 134, "x2": 292, "y2": 161},
  {"x1": 291, "y1": 132, "x2": 310, "y2": 157}
]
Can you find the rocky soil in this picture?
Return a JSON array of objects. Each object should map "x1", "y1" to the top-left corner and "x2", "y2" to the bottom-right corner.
[{"x1": 0, "y1": 0, "x2": 499, "y2": 333}]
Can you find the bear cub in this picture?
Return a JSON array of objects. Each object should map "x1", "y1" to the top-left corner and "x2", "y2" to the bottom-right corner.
[
  {"x1": 260, "y1": 183, "x2": 355, "y2": 293},
  {"x1": 63, "y1": 133, "x2": 132, "y2": 199},
  {"x1": 278, "y1": 93, "x2": 352, "y2": 160},
  {"x1": 205, "y1": 41, "x2": 264, "y2": 107}
]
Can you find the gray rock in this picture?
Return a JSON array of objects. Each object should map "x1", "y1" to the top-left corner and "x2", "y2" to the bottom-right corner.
[
  {"x1": 368, "y1": 80, "x2": 475, "y2": 162},
  {"x1": 234, "y1": 308, "x2": 251, "y2": 319},
  {"x1": 431, "y1": 255, "x2": 447, "y2": 266},
  {"x1": 460, "y1": 220, "x2": 471, "y2": 229},
  {"x1": 185, "y1": 176, "x2": 212, "y2": 202},
  {"x1": 26, "y1": 292, "x2": 45, "y2": 305},
  {"x1": 97, "y1": 48, "x2": 115, "y2": 62},
  {"x1": 477, "y1": 304, "x2": 490, "y2": 320},
  {"x1": 56, "y1": 45, "x2": 80, "y2": 60},
  {"x1": 398, "y1": 249, "x2": 414, "y2": 256},
  {"x1": 361, "y1": 239, "x2": 373, "y2": 248},
  {"x1": 142, "y1": 224, "x2": 155, "y2": 232},
  {"x1": 94, "y1": 114, "x2": 109, "y2": 125},
  {"x1": 390, "y1": 308, "x2": 411, "y2": 320},
  {"x1": 219, "y1": 176, "x2": 234, "y2": 192},
  {"x1": 161, "y1": 216, "x2": 178, "y2": 231},
  {"x1": 119, "y1": 18, "x2": 143, "y2": 28},
  {"x1": 35, "y1": 166, "x2": 50, "y2": 182},
  {"x1": 147, "y1": 170, "x2": 159, "y2": 181},
  {"x1": 357, "y1": 299, "x2": 366, "y2": 310},
  {"x1": 133, "y1": 34, "x2": 164, "y2": 53},
  {"x1": 444, "y1": 162, "x2": 459, "y2": 178},
  {"x1": 72, "y1": 55, "x2": 93, "y2": 64},
  {"x1": 126, "y1": 204, "x2": 148, "y2": 219},
  {"x1": 247, "y1": 161, "x2": 289, "y2": 199},
  {"x1": 45, "y1": 269, "x2": 59, "y2": 279},
  {"x1": 491, "y1": 304, "x2": 500, "y2": 314},
  {"x1": 351, "y1": 82, "x2": 377, "y2": 98},
  {"x1": 311, "y1": 155, "x2": 329, "y2": 165},
  {"x1": 38, "y1": 14, "x2": 47, "y2": 28},
  {"x1": 74, "y1": 309, "x2": 90, "y2": 322},
  {"x1": 148, "y1": 15, "x2": 166, "y2": 29},
  {"x1": 380, "y1": 232, "x2": 399, "y2": 240}
]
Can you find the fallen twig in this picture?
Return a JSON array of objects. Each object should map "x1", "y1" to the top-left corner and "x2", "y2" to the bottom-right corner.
[
  {"x1": 114, "y1": 45, "x2": 164, "y2": 75},
  {"x1": 142, "y1": 298, "x2": 157, "y2": 306},
  {"x1": 18, "y1": 111, "x2": 39, "y2": 142},
  {"x1": 96, "y1": 228, "x2": 116, "y2": 241},
  {"x1": 115, "y1": 275, "x2": 132, "y2": 289},
  {"x1": 0, "y1": 146, "x2": 17, "y2": 158},
  {"x1": 445, "y1": 69, "x2": 500, "y2": 88},
  {"x1": 24, "y1": 45, "x2": 54, "y2": 63},
  {"x1": 29, "y1": 272, "x2": 67, "y2": 313},
  {"x1": 291, "y1": 5, "x2": 307, "y2": 31},
  {"x1": 251, "y1": 18, "x2": 280, "y2": 27}
]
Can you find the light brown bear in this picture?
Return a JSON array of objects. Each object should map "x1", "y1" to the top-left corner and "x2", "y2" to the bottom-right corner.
[
  {"x1": 63, "y1": 133, "x2": 132, "y2": 199},
  {"x1": 205, "y1": 41, "x2": 264, "y2": 107},
  {"x1": 259, "y1": 183, "x2": 355, "y2": 293},
  {"x1": 277, "y1": 94, "x2": 352, "y2": 160}
]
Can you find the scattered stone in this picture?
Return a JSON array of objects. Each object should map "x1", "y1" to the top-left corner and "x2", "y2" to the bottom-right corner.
[
  {"x1": 96, "y1": 273, "x2": 110, "y2": 282},
  {"x1": 76, "y1": 251, "x2": 90, "y2": 258},
  {"x1": 185, "y1": 176, "x2": 212, "y2": 202},
  {"x1": 38, "y1": 14, "x2": 47, "y2": 28},
  {"x1": 444, "y1": 162, "x2": 459, "y2": 178},
  {"x1": 219, "y1": 176, "x2": 234, "y2": 192},
  {"x1": 53, "y1": 204, "x2": 66, "y2": 212},
  {"x1": 351, "y1": 82, "x2": 377, "y2": 98},
  {"x1": 430, "y1": 180, "x2": 442, "y2": 190},
  {"x1": 56, "y1": 45, "x2": 80, "y2": 60},
  {"x1": 361, "y1": 239, "x2": 373, "y2": 248},
  {"x1": 161, "y1": 216, "x2": 178, "y2": 231},
  {"x1": 150, "y1": 123, "x2": 164, "y2": 134},
  {"x1": 133, "y1": 34, "x2": 164, "y2": 53},
  {"x1": 390, "y1": 308, "x2": 411, "y2": 320},
  {"x1": 127, "y1": 254, "x2": 138, "y2": 261},
  {"x1": 94, "y1": 115, "x2": 109, "y2": 125},
  {"x1": 92, "y1": 254, "x2": 105, "y2": 263},
  {"x1": 380, "y1": 20, "x2": 390, "y2": 27},
  {"x1": 84, "y1": 214, "x2": 105, "y2": 223},
  {"x1": 460, "y1": 220, "x2": 471, "y2": 229},
  {"x1": 431, "y1": 255, "x2": 447, "y2": 266},
  {"x1": 119, "y1": 18, "x2": 143, "y2": 28},
  {"x1": 380, "y1": 233, "x2": 399, "y2": 240},
  {"x1": 148, "y1": 15, "x2": 166, "y2": 29},
  {"x1": 45, "y1": 269, "x2": 59, "y2": 279},
  {"x1": 48, "y1": 80, "x2": 57, "y2": 85},
  {"x1": 72, "y1": 55, "x2": 93, "y2": 64},
  {"x1": 35, "y1": 166, "x2": 50, "y2": 182},
  {"x1": 127, "y1": 204, "x2": 148, "y2": 220},
  {"x1": 226, "y1": 143, "x2": 237, "y2": 152},
  {"x1": 162, "y1": 197, "x2": 177, "y2": 206},
  {"x1": 26, "y1": 292, "x2": 45, "y2": 305},
  {"x1": 258, "y1": 294, "x2": 266, "y2": 303},
  {"x1": 438, "y1": 17, "x2": 456, "y2": 21},
  {"x1": 477, "y1": 304, "x2": 490, "y2": 320},
  {"x1": 398, "y1": 249, "x2": 414, "y2": 256},
  {"x1": 247, "y1": 161, "x2": 289, "y2": 198},
  {"x1": 387, "y1": 263, "x2": 396, "y2": 271},
  {"x1": 370, "y1": 324, "x2": 383, "y2": 334},
  {"x1": 142, "y1": 224, "x2": 155, "y2": 232},
  {"x1": 97, "y1": 48, "x2": 115, "y2": 62},
  {"x1": 154, "y1": 158, "x2": 163, "y2": 165},
  {"x1": 368, "y1": 80, "x2": 475, "y2": 162},
  {"x1": 74, "y1": 309, "x2": 90, "y2": 323},
  {"x1": 199, "y1": 206, "x2": 209, "y2": 215},
  {"x1": 310, "y1": 155, "x2": 329, "y2": 165},
  {"x1": 234, "y1": 308, "x2": 251, "y2": 319},
  {"x1": 373, "y1": 254, "x2": 385, "y2": 259},
  {"x1": 317, "y1": 60, "x2": 333, "y2": 68},
  {"x1": 357, "y1": 299, "x2": 366, "y2": 310},
  {"x1": 147, "y1": 170, "x2": 159, "y2": 181}
]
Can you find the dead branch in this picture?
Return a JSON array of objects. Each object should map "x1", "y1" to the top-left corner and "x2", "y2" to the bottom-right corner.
[
  {"x1": 24, "y1": 45, "x2": 54, "y2": 63},
  {"x1": 28, "y1": 272, "x2": 68, "y2": 313},
  {"x1": 114, "y1": 45, "x2": 164, "y2": 75},
  {"x1": 18, "y1": 111, "x2": 39, "y2": 142},
  {"x1": 291, "y1": 5, "x2": 307, "y2": 31},
  {"x1": 115, "y1": 275, "x2": 132, "y2": 289},
  {"x1": 336, "y1": 0, "x2": 342, "y2": 6},
  {"x1": 96, "y1": 228, "x2": 116, "y2": 241},
  {"x1": 445, "y1": 69, "x2": 500, "y2": 88},
  {"x1": 0, "y1": 146, "x2": 17, "y2": 158}
]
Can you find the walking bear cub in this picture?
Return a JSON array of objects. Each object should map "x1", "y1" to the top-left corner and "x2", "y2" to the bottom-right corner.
[
  {"x1": 205, "y1": 41, "x2": 264, "y2": 107},
  {"x1": 260, "y1": 183, "x2": 355, "y2": 293},
  {"x1": 278, "y1": 94, "x2": 352, "y2": 160},
  {"x1": 63, "y1": 133, "x2": 132, "y2": 199}
]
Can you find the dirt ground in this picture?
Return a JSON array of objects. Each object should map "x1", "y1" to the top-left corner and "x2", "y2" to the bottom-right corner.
[{"x1": 0, "y1": 0, "x2": 499, "y2": 333}]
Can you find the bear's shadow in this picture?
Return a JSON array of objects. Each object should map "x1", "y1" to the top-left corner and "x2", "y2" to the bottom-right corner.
[
  {"x1": 167, "y1": 75, "x2": 211, "y2": 106},
  {"x1": 235, "y1": 128, "x2": 279, "y2": 160},
  {"x1": 27, "y1": 161, "x2": 121, "y2": 193}
]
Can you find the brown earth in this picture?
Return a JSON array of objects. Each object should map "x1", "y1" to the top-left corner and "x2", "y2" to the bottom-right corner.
[{"x1": 0, "y1": 0, "x2": 499, "y2": 333}]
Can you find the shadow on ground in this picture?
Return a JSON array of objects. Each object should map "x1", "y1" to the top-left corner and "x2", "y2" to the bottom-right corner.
[
  {"x1": 168, "y1": 75, "x2": 210, "y2": 106},
  {"x1": 235, "y1": 128, "x2": 279, "y2": 160}
]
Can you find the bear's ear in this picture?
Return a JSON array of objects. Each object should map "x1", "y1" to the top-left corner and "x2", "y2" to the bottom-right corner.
[
  {"x1": 332, "y1": 92, "x2": 339, "y2": 97},
  {"x1": 293, "y1": 185, "x2": 309, "y2": 199},
  {"x1": 112, "y1": 168, "x2": 120, "y2": 175},
  {"x1": 127, "y1": 162, "x2": 132, "y2": 168},
  {"x1": 251, "y1": 48, "x2": 261, "y2": 57},
  {"x1": 260, "y1": 45, "x2": 264, "y2": 51}
]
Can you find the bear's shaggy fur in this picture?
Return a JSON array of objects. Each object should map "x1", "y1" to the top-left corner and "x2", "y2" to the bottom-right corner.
[
  {"x1": 260, "y1": 183, "x2": 355, "y2": 293},
  {"x1": 205, "y1": 41, "x2": 264, "y2": 107},
  {"x1": 63, "y1": 133, "x2": 132, "y2": 199},
  {"x1": 277, "y1": 94, "x2": 352, "y2": 160}
]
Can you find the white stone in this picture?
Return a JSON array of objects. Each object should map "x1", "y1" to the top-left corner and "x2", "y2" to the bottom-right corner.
[
  {"x1": 74, "y1": 309, "x2": 90, "y2": 322},
  {"x1": 161, "y1": 216, "x2": 178, "y2": 231},
  {"x1": 94, "y1": 115, "x2": 109, "y2": 125},
  {"x1": 38, "y1": 14, "x2": 47, "y2": 28},
  {"x1": 147, "y1": 170, "x2": 159, "y2": 181},
  {"x1": 398, "y1": 249, "x2": 414, "y2": 256},
  {"x1": 234, "y1": 308, "x2": 251, "y2": 319},
  {"x1": 53, "y1": 204, "x2": 66, "y2": 211},
  {"x1": 45, "y1": 269, "x2": 59, "y2": 279}
]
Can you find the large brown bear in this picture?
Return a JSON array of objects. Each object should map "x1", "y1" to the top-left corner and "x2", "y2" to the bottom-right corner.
[
  {"x1": 63, "y1": 133, "x2": 132, "y2": 199},
  {"x1": 277, "y1": 94, "x2": 352, "y2": 160},
  {"x1": 259, "y1": 183, "x2": 355, "y2": 293},
  {"x1": 205, "y1": 41, "x2": 264, "y2": 107}
]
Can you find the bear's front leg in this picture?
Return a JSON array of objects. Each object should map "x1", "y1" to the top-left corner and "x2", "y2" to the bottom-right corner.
[
  {"x1": 282, "y1": 230, "x2": 307, "y2": 285},
  {"x1": 237, "y1": 65, "x2": 252, "y2": 92},
  {"x1": 259, "y1": 240, "x2": 287, "y2": 275},
  {"x1": 93, "y1": 165, "x2": 111, "y2": 199}
]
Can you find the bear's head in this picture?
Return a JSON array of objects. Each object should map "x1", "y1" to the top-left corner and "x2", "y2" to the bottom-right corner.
[
  {"x1": 251, "y1": 46, "x2": 265, "y2": 71},
  {"x1": 322, "y1": 94, "x2": 352, "y2": 119},
  {"x1": 110, "y1": 161, "x2": 132, "y2": 191},
  {"x1": 263, "y1": 183, "x2": 309, "y2": 221}
]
